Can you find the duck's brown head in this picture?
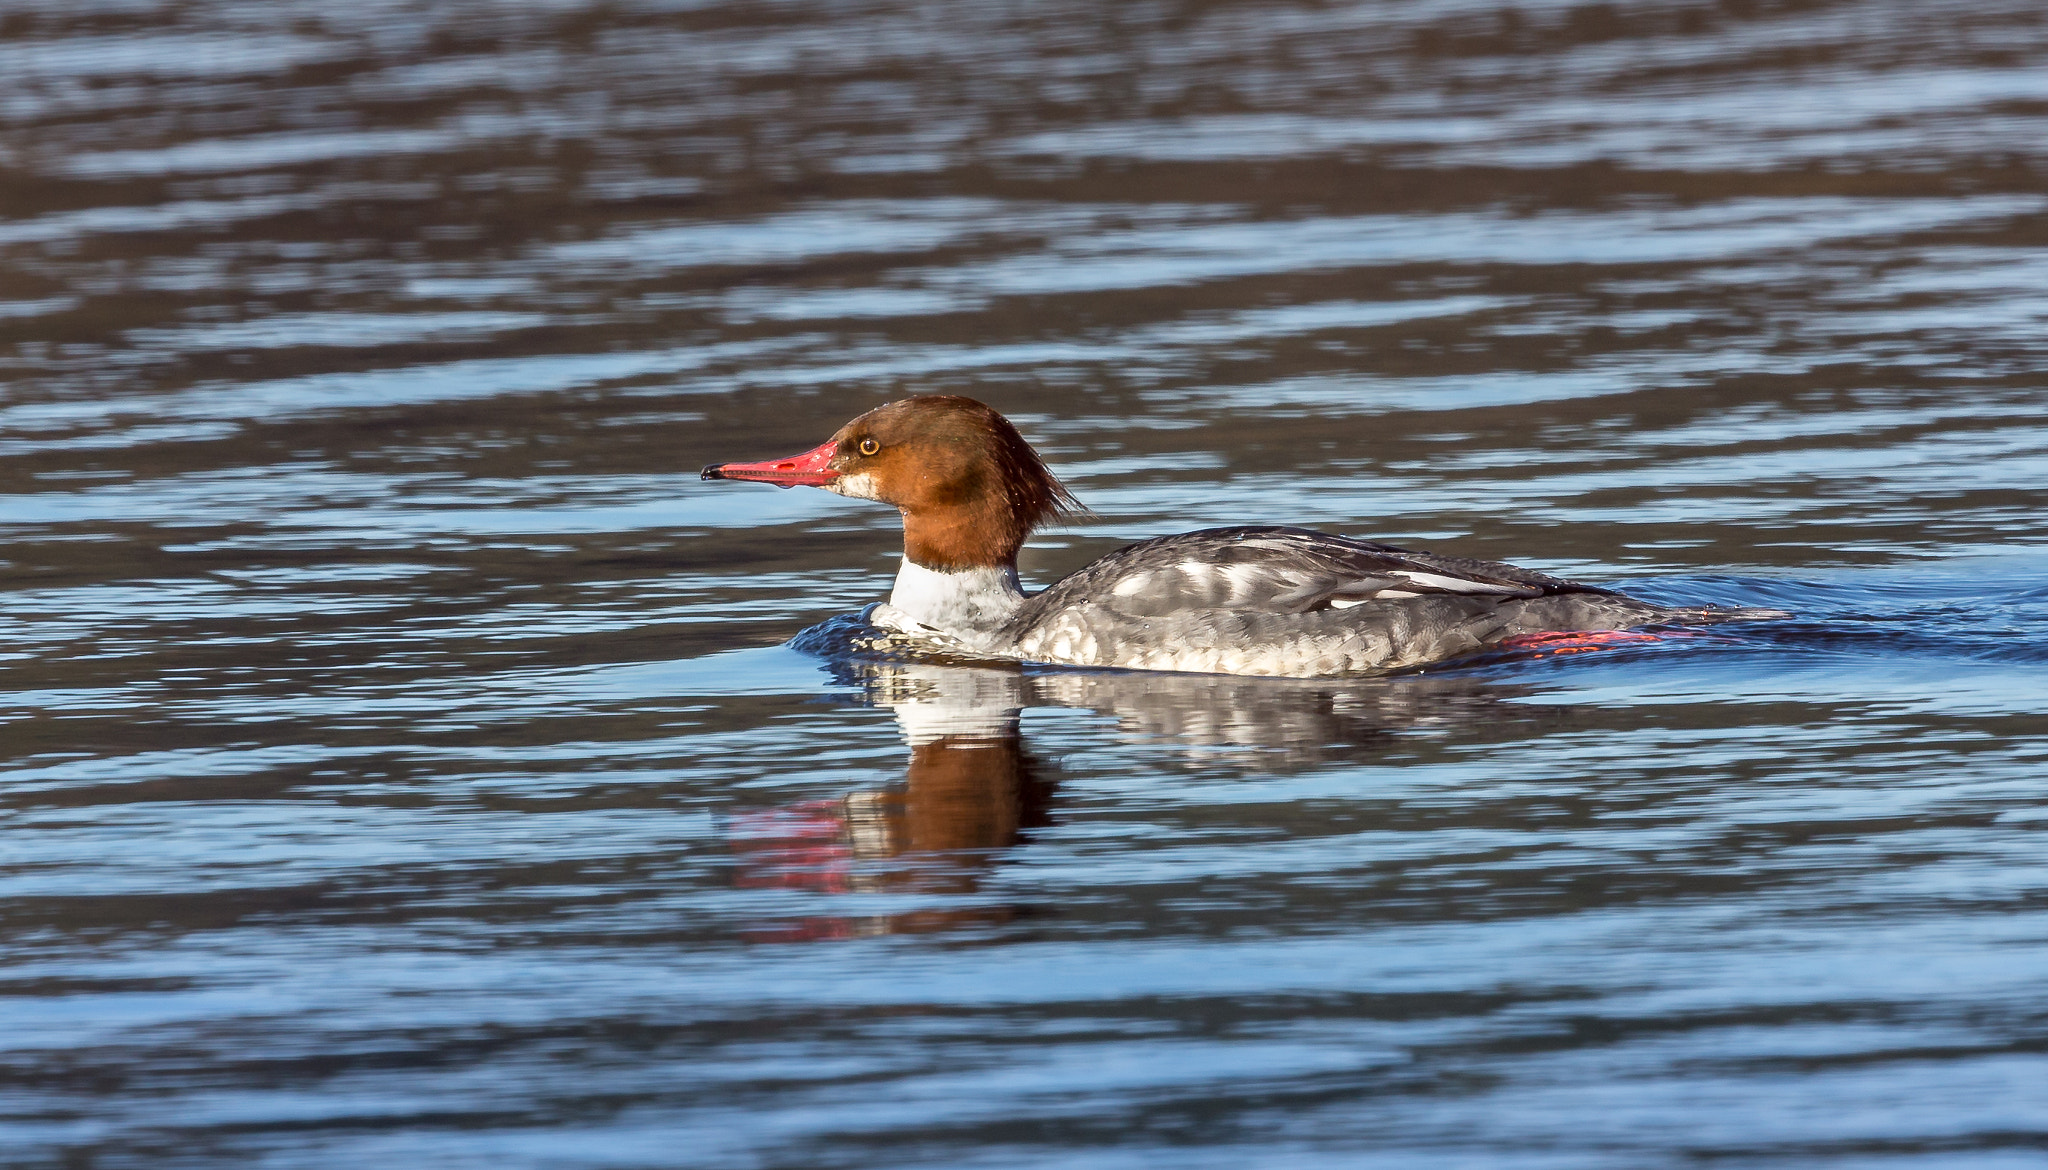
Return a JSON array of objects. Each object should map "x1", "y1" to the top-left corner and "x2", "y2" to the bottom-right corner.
[{"x1": 702, "y1": 395, "x2": 1086, "y2": 570}]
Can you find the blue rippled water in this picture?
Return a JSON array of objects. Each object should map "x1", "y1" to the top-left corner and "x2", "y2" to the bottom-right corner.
[{"x1": 5, "y1": 1, "x2": 2048, "y2": 1167}]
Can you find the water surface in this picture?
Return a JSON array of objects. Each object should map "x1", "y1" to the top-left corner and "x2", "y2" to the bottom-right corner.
[{"x1": 5, "y1": 1, "x2": 2048, "y2": 1166}]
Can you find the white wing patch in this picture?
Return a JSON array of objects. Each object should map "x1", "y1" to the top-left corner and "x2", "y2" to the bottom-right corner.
[
  {"x1": 1391, "y1": 570, "x2": 1524, "y2": 595},
  {"x1": 1220, "y1": 562, "x2": 1269, "y2": 602},
  {"x1": 1235, "y1": 537, "x2": 1317, "y2": 554},
  {"x1": 1073, "y1": 531, "x2": 1568, "y2": 619}
]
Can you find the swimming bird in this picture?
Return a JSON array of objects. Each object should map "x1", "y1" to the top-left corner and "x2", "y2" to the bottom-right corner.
[{"x1": 702, "y1": 395, "x2": 1782, "y2": 676}]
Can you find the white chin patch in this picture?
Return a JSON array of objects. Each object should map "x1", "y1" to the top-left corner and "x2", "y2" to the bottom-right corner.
[{"x1": 829, "y1": 471, "x2": 880, "y2": 501}]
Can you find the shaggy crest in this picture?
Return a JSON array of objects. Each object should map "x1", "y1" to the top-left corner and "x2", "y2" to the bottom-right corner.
[{"x1": 960, "y1": 398, "x2": 1090, "y2": 536}]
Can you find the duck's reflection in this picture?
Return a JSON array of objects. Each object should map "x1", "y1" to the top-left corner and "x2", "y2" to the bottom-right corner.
[
  {"x1": 730, "y1": 663, "x2": 1049, "y2": 941},
  {"x1": 731, "y1": 658, "x2": 1543, "y2": 941}
]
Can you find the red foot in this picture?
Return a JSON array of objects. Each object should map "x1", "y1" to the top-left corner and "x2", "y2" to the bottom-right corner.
[
  {"x1": 1492, "y1": 629, "x2": 1670, "y2": 658},
  {"x1": 731, "y1": 799, "x2": 852, "y2": 892}
]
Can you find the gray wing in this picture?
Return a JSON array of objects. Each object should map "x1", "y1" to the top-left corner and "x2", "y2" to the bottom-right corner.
[{"x1": 1016, "y1": 526, "x2": 1613, "y2": 621}]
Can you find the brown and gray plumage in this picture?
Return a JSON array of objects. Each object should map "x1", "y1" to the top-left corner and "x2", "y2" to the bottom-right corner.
[{"x1": 704, "y1": 396, "x2": 1786, "y2": 677}]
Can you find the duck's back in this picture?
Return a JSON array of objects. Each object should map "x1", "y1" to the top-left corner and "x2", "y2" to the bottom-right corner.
[{"x1": 1004, "y1": 526, "x2": 1700, "y2": 676}]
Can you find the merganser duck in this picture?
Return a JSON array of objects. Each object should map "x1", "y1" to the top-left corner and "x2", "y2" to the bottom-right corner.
[{"x1": 702, "y1": 395, "x2": 1784, "y2": 677}]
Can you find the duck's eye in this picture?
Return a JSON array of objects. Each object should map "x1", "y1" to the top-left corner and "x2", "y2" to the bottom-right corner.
[{"x1": 857, "y1": 437, "x2": 881, "y2": 456}]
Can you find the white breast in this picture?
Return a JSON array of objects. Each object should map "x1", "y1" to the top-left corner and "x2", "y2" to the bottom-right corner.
[{"x1": 875, "y1": 558, "x2": 1027, "y2": 654}]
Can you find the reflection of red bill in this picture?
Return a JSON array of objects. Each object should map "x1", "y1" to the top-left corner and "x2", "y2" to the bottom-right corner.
[
  {"x1": 1492, "y1": 629, "x2": 1673, "y2": 658},
  {"x1": 731, "y1": 799, "x2": 851, "y2": 893},
  {"x1": 744, "y1": 917, "x2": 857, "y2": 944}
]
